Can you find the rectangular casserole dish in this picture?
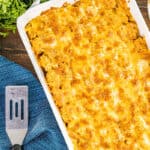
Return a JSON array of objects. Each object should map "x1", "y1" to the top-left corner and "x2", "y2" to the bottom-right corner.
[{"x1": 17, "y1": 0, "x2": 150, "y2": 149}]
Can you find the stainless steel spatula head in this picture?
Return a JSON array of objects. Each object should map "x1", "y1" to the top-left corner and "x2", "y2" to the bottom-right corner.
[{"x1": 5, "y1": 86, "x2": 28, "y2": 148}]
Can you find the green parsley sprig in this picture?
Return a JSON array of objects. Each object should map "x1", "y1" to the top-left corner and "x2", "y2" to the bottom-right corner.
[{"x1": 0, "y1": 0, "x2": 48, "y2": 37}]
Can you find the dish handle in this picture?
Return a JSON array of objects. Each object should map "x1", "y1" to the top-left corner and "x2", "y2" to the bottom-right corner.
[{"x1": 30, "y1": 0, "x2": 41, "y2": 8}]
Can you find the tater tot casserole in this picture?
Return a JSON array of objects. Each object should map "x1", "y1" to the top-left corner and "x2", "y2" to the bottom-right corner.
[{"x1": 25, "y1": 0, "x2": 150, "y2": 149}]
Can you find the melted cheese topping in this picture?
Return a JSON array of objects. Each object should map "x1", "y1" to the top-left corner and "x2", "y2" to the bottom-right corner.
[{"x1": 26, "y1": 0, "x2": 150, "y2": 149}]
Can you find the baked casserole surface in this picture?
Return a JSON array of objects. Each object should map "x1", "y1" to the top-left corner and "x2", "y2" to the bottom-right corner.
[{"x1": 26, "y1": 0, "x2": 150, "y2": 149}]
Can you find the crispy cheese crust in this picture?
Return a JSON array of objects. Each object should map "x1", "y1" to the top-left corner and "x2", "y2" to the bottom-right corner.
[{"x1": 26, "y1": 0, "x2": 150, "y2": 149}]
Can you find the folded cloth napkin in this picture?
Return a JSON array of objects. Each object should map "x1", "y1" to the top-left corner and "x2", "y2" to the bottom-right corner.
[{"x1": 0, "y1": 56, "x2": 68, "y2": 150}]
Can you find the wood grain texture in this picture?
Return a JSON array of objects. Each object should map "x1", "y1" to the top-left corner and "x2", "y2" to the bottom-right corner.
[
  {"x1": 0, "y1": 31, "x2": 35, "y2": 74},
  {"x1": 0, "y1": 0, "x2": 149, "y2": 75},
  {"x1": 136, "y1": 0, "x2": 150, "y2": 28}
]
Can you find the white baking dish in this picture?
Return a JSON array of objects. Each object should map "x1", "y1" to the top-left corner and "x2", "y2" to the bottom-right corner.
[{"x1": 17, "y1": 0, "x2": 150, "y2": 149}]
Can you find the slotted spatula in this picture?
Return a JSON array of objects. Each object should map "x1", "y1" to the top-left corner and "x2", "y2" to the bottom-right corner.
[{"x1": 5, "y1": 86, "x2": 28, "y2": 150}]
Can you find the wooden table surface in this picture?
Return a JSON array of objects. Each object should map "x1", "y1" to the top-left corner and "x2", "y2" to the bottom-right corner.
[{"x1": 0, "y1": 0, "x2": 150, "y2": 75}]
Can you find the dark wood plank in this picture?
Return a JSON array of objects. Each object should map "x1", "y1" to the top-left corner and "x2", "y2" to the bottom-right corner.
[
  {"x1": 0, "y1": 0, "x2": 149, "y2": 76},
  {"x1": 136, "y1": 0, "x2": 150, "y2": 28},
  {"x1": 0, "y1": 51, "x2": 35, "y2": 73},
  {"x1": 136, "y1": 0, "x2": 147, "y2": 7},
  {"x1": 0, "y1": 31, "x2": 35, "y2": 74}
]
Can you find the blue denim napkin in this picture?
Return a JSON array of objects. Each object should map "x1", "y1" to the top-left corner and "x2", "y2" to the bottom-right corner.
[{"x1": 0, "y1": 56, "x2": 68, "y2": 150}]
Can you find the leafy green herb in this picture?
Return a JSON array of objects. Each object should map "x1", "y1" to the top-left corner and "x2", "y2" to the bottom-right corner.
[
  {"x1": 0, "y1": 0, "x2": 48, "y2": 37},
  {"x1": 0, "y1": 0, "x2": 27, "y2": 37}
]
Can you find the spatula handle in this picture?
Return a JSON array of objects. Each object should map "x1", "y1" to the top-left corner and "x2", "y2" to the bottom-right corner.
[{"x1": 11, "y1": 144, "x2": 22, "y2": 150}]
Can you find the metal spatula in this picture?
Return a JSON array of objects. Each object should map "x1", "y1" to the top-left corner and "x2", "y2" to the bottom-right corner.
[{"x1": 5, "y1": 86, "x2": 28, "y2": 150}]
